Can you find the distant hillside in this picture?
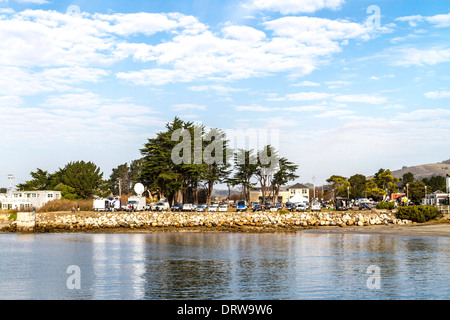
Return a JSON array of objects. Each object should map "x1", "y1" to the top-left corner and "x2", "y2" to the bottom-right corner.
[
  {"x1": 212, "y1": 189, "x2": 240, "y2": 197},
  {"x1": 389, "y1": 160, "x2": 450, "y2": 180}
]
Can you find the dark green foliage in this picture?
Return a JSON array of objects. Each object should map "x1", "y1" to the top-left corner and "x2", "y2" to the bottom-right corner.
[
  {"x1": 59, "y1": 161, "x2": 109, "y2": 199},
  {"x1": 422, "y1": 175, "x2": 446, "y2": 193},
  {"x1": 18, "y1": 161, "x2": 110, "y2": 199},
  {"x1": 400, "y1": 172, "x2": 414, "y2": 188},
  {"x1": 396, "y1": 206, "x2": 439, "y2": 223},
  {"x1": 376, "y1": 202, "x2": 395, "y2": 210},
  {"x1": 348, "y1": 174, "x2": 367, "y2": 199},
  {"x1": 230, "y1": 149, "x2": 259, "y2": 203},
  {"x1": 109, "y1": 159, "x2": 143, "y2": 196}
]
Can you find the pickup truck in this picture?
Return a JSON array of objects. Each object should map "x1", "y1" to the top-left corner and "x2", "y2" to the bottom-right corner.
[{"x1": 154, "y1": 202, "x2": 170, "y2": 211}]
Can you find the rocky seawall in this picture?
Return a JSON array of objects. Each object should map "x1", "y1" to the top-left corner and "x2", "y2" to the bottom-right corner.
[{"x1": 1, "y1": 210, "x2": 414, "y2": 233}]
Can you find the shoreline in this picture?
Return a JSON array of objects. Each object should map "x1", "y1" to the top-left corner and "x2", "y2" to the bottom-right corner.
[
  {"x1": 302, "y1": 221, "x2": 450, "y2": 238},
  {"x1": 0, "y1": 212, "x2": 450, "y2": 237},
  {"x1": 2, "y1": 224, "x2": 450, "y2": 237}
]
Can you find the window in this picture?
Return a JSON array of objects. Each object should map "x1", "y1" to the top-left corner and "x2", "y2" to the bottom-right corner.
[
  {"x1": 48, "y1": 194, "x2": 53, "y2": 198},
  {"x1": 55, "y1": 194, "x2": 60, "y2": 199}
]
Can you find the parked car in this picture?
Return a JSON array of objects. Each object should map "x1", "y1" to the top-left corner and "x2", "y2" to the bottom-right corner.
[
  {"x1": 285, "y1": 202, "x2": 295, "y2": 210},
  {"x1": 252, "y1": 204, "x2": 264, "y2": 212},
  {"x1": 182, "y1": 203, "x2": 195, "y2": 211},
  {"x1": 251, "y1": 202, "x2": 260, "y2": 209},
  {"x1": 311, "y1": 202, "x2": 322, "y2": 211},
  {"x1": 218, "y1": 205, "x2": 228, "y2": 212},
  {"x1": 208, "y1": 205, "x2": 218, "y2": 212},
  {"x1": 171, "y1": 203, "x2": 183, "y2": 211},
  {"x1": 269, "y1": 204, "x2": 280, "y2": 212},
  {"x1": 196, "y1": 205, "x2": 207, "y2": 212},
  {"x1": 154, "y1": 202, "x2": 170, "y2": 211},
  {"x1": 295, "y1": 203, "x2": 307, "y2": 211},
  {"x1": 359, "y1": 202, "x2": 373, "y2": 210}
]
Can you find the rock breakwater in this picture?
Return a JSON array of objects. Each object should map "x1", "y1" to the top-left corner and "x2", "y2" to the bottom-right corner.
[{"x1": 1, "y1": 210, "x2": 414, "y2": 233}]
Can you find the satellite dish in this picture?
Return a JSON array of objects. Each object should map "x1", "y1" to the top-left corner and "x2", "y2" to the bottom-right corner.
[{"x1": 134, "y1": 183, "x2": 145, "y2": 196}]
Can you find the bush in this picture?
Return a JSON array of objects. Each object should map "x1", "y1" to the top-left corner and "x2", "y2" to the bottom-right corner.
[
  {"x1": 8, "y1": 209, "x2": 17, "y2": 221},
  {"x1": 37, "y1": 199, "x2": 93, "y2": 213},
  {"x1": 396, "y1": 206, "x2": 439, "y2": 223},
  {"x1": 376, "y1": 201, "x2": 396, "y2": 210}
]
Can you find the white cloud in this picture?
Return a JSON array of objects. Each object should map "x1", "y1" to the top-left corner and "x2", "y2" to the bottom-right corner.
[
  {"x1": 290, "y1": 81, "x2": 321, "y2": 87},
  {"x1": 235, "y1": 104, "x2": 274, "y2": 112},
  {"x1": 0, "y1": 95, "x2": 23, "y2": 107},
  {"x1": 394, "y1": 48, "x2": 450, "y2": 67},
  {"x1": 117, "y1": 16, "x2": 373, "y2": 86},
  {"x1": 264, "y1": 16, "x2": 372, "y2": 43},
  {"x1": 424, "y1": 91, "x2": 450, "y2": 99},
  {"x1": 397, "y1": 108, "x2": 450, "y2": 121},
  {"x1": 15, "y1": 0, "x2": 49, "y2": 3},
  {"x1": 117, "y1": 68, "x2": 197, "y2": 86},
  {"x1": 382, "y1": 104, "x2": 406, "y2": 110},
  {"x1": 396, "y1": 13, "x2": 450, "y2": 28},
  {"x1": 269, "y1": 92, "x2": 333, "y2": 101},
  {"x1": 222, "y1": 25, "x2": 266, "y2": 42},
  {"x1": 325, "y1": 80, "x2": 351, "y2": 88},
  {"x1": 188, "y1": 84, "x2": 246, "y2": 95},
  {"x1": 235, "y1": 102, "x2": 335, "y2": 114},
  {"x1": 245, "y1": 0, "x2": 345, "y2": 14},
  {"x1": 0, "y1": 66, "x2": 108, "y2": 96},
  {"x1": 333, "y1": 94, "x2": 387, "y2": 104},
  {"x1": 268, "y1": 92, "x2": 387, "y2": 104},
  {"x1": 172, "y1": 103, "x2": 207, "y2": 111},
  {"x1": 314, "y1": 109, "x2": 354, "y2": 118}
]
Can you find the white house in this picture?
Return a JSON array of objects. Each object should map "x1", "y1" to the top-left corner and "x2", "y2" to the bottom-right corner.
[
  {"x1": 0, "y1": 190, "x2": 62, "y2": 211},
  {"x1": 249, "y1": 183, "x2": 310, "y2": 203},
  {"x1": 423, "y1": 190, "x2": 449, "y2": 206}
]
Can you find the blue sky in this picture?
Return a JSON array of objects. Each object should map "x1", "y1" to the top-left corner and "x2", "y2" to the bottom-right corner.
[{"x1": 0, "y1": 0, "x2": 449, "y2": 187}]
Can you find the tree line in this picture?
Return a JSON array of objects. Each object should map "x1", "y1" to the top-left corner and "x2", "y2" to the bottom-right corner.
[
  {"x1": 325, "y1": 169, "x2": 448, "y2": 203},
  {"x1": 16, "y1": 118, "x2": 299, "y2": 205}
]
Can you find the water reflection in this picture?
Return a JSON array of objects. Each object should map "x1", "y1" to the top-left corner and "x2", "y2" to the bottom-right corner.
[{"x1": 0, "y1": 232, "x2": 448, "y2": 299}]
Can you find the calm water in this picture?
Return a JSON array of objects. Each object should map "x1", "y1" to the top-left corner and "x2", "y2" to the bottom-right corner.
[{"x1": 0, "y1": 232, "x2": 449, "y2": 300}]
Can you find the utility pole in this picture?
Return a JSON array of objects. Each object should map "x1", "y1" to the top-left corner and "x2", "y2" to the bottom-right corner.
[{"x1": 312, "y1": 176, "x2": 316, "y2": 200}]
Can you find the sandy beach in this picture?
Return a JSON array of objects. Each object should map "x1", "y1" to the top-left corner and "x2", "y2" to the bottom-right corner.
[{"x1": 302, "y1": 221, "x2": 450, "y2": 237}]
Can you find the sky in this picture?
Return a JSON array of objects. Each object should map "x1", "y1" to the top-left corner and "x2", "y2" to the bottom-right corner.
[{"x1": 0, "y1": 0, "x2": 449, "y2": 188}]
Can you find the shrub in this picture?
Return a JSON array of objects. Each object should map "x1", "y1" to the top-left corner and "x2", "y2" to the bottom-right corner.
[
  {"x1": 376, "y1": 202, "x2": 395, "y2": 210},
  {"x1": 8, "y1": 209, "x2": 17, "y2": 221},
  {"x1": 37, "y1": 199, "x2": 93, "y2": 212},
  {"x1": 396, "y1": 206, "x2": 439, "y2": 223}
]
